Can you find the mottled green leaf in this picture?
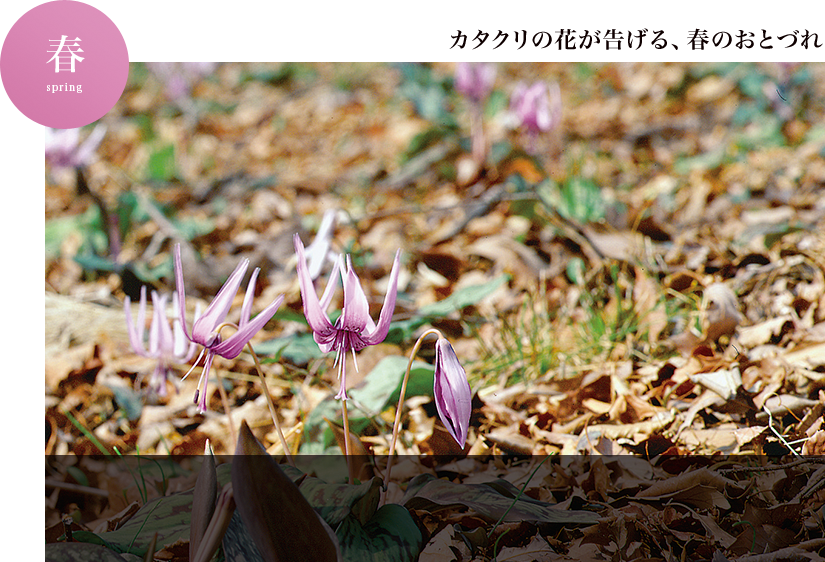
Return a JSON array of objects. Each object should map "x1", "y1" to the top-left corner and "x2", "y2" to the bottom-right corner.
[
  {"x1": 350, "y1": 356, "x2": 433, "y2": 415},
  {"x1": 560, "y1": 177, "x2": 605, "y2": 223},
  {"x1": 403, "y1": 475, "x2": 599, "y2": 525},
  {"x1": 45, "y1": 543, "x2": 129, "y2": 562},
  {"x1": 88, "y1": 492, "x2": 192, "y2": 556},
  {"x1": 299, "y1": 475, "x2": 381, "y2": 528},
  {"x1": 336, "y1": 504, "x2": 422, "y2": 562}
]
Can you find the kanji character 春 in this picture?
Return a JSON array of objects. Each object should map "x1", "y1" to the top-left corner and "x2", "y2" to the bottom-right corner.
[
  {"x1": 688, "y1": 29, "x2": 709, "y2": 50},
  {"x1": 47, "y1": 35, "x2": 84, "y2": 73}
]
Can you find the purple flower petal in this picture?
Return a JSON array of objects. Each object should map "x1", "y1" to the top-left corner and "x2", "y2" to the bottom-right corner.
[
  {"x1": 124, "y1": 286, "x2": 149, "y2": 357},
  {"x1": 210, "y1": 294, "x2": 284, "y2": 359},
  {"x1": 294, "y1": 233, "x2": 402, "y2": 401},
  {"x1": 239, "y1": 267, "x2": 260, "y2": 328},
  {"x1": 294, "y1": 234, "x2": 335, "y2": 336},
  {"x1": 172, "y1": 292, "x2": 197, "y2": 360},
  {"x1": 362, "y1": 249, "x2": 402, "y2": 346},
  {"x1": 151, "y1": 291, "x2": 172, "y2": 356},
  {"x1": 175, "y1": 244, "x2": 193, "y2": 342},
  {"x1": 455, "y1": 62, "x2": 496, "y2": 104},
  {"x1": 433, "y1": 338, "x2": 472, "y2": 448},
  {"x1": 319, "y1": 257, "x2": 342, "y2": 313},
  {"x1": 197, "y1": 352, "x2": 216, "y2": 413},
  {"x1": 192, "y1": 258, "x2": 249, "y2": 345},
  {"x1": 340, "y1": 255, "x2": 371, "y2": 332},
  {"x1": 305, "y1": 209, "x2": 337, "y2": 279}
]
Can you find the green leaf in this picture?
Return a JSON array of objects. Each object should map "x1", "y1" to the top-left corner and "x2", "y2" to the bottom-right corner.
[
  {"x1": 73, "y1": 253, "x2": 120, "y2": 273},
  {"x1": 386, "y1": 275, "x2": 509, "y2": 343},
  {"x1": 674, "y1": 146, "x2": 727, "y2": 175},
  {"x1": 403, "y1": 475, "x2": 599, "y2": 525},
  {"x1": 336, "y1": 504, "x2": 422, "y2": 562},
  {"x1": 734, "y1": 113, "x2": 785, "y2": 149},
  {"x1": 559, "y1": 177, "x2": 605, "y2": 223},
  {"x1": 299, "y1": 476, "x2": 382, "y2": 527},
  {"x1": 402, "y1": 126, "x2": 452, "y2": 161},
  {"x1": 566, "y1": 257, "x2": 586, "y2": 285},
  {"x1": 131, "y1": 113, "x2": 155, "y2": 142},
  {"x1": 146, "y1": 143, "x2": 177, "y2": 182},
  {"x1": 732, "y1": 101, "x2": 763, "y2": 127},
  {"x1": 395, "y1": 63, "x2": 455, "y2": 126},
  {"x1": 255, "y1": 332, "x2": 329, "y2": 364},
  {"x1": 45, "y1": 543, "x2": 130, "y2": 562},
  {"x1": 107, "y1": 384, "x2": 144, "y2": 421},
  {"x1": 488, "y1": 140, "x2": 515, "y2": 167},
  {"x1": 66, "y1": 466, "x2": 89, "y2": 488},
  {"x1": 242, "y1": 63, "x2": 317, "y2": 86},
  {"x1": 353, "y1": 356, "x2": 434, "y2": 414},
  {"x1": 45, "y1": 207, "x2": 103, "y2": 259},
  {"x1": 737, "y1": 71, "x2": 767, "y2": 100},
  {"x1": 90, "y1": 492, "x2": 191, "y2": 556},
  {"x1": 300, "y1": 356, "x2": 433, "y2": 452},
  {"x1": 484, "y1": 89, "x2": 508, "y2": 119},
  {"x1": 136, "y1": 196, "x2": 214, "y2": 242}
]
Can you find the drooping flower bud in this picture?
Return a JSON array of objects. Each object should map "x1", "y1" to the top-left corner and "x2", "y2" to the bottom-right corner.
[{"x1": 433, "y1": 337, "x2": 472, "y2": 448}]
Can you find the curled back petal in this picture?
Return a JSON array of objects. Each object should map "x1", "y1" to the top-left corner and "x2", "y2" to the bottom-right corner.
[
  {"x1": 191, "y1": 257, "x2": 249, "y2": 345},
  {"x1": 239, "y1": 268, "x2": 261, "y2": 329},
  {"x1": 174, "y1": 244, "x2": 193, "y2": 343},
  {"x1": 318, "y1": 256, "x2": 342, "y2": 313},
  {"x1": 210, "y1": 294, "x2": 284, "y2": 360},
  {"x1": 294, "y1": 234, "x2": 334, "y2": 337},
  {"x1": 172, "y1": 293, "x2": 197, "y2": 360},
  {"x1": 154, "y1": 291, "x2": 177, "y2": 357},
  {"x1": 305, "y1": 209, "x2": 337, "y2": 280},
  {"x1": 362, "y1": 249, "x2": 402, "y2": 346},
  {"x1": 340, "y1": 255, "x2": 371, "y2": 333},
  {"x1": 124, "y1": 286, "x2": 150, "y2": 357}
]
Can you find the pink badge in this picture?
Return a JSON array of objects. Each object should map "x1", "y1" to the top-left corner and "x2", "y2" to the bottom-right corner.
[{"x1": 1, "y1": 1, "x2": 129, "y2": 128}]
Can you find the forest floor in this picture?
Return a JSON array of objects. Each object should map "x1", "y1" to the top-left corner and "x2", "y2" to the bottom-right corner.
[{"x1": 46, "y1": 62, "x2": 825, "y2": 562}]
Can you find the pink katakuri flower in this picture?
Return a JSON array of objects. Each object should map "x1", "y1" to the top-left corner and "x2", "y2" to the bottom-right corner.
[
  {"x1": 174, "y1": 244, "x2": 284, "y2": 413},
  {"x1": 455, "y1": 62, "x2": 496, "y2": 104},
  {"x1": 294, "y1": 234, "x2": 401, "y2": 400},
  {"x1": 125, "y1": 286, "x2": 198, "y2": 397},
  {"x1": 433, "y1": 337, "x2": 472, "y2": 448},
  {"x1": 510, "y1": 81, "x2": 562, "y2": 136},
  {"x1": 45, "y1": 124, "x2": 106, "y2": 170}
]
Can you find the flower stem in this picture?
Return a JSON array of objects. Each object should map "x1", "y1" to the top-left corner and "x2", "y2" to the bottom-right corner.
[
  {"x1": 246, "y1": 342, "x2": 295, "y2": 467},
  {"x1": 341, "y1": 397, "x2": 354, "y2": 485},
  {"x1": 470, "y1": 103, "x2": 486, "y2": 166},
  {"x1": 384, "y1": 328, "x2": 441, "y2": 489},
  {"x1": 213, "y1": 322, "x2": 294, "y2": 467}
]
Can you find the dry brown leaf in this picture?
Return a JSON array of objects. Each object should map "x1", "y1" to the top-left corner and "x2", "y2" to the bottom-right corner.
[
  {"x1": 494, "y1": 533, "x2": 558, "y2": 562},
  {"x1": 802, "y1": 430, "x2": 825, "y2": 455},
  {"x1": 418, "y1": 526, "x2": 471, "y2": 562},
  {"x1": 703, "y1": 283, "x2": 742, "y2": 343},
  {"x1": 738, "y1": 315, "x2": 796, "y2": 348}
]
